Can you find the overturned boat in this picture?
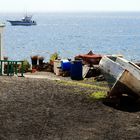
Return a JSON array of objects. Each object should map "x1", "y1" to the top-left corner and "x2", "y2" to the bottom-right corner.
[
  {"x1": 99, "y1": 56, "x2": 140, "y2": 98},
  {"x1": 75, "y1": 51, "x2": 103, "y2": 65}
]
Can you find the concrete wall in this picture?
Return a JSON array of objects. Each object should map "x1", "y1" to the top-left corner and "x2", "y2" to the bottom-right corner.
[{"x1": 0, "y1": 24, "x2": 5, "y2": 60}]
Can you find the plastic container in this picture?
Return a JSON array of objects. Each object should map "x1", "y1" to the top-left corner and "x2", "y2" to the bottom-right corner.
[
  {"x1": 70, "y1": 60, "x2": 83, "y2": 80},
  {"x1": 54, "y1": 60, "x2": 61, "y2": 74},
  {"x1": 61, "y1": 60, "x2": 71, "y2": 71},
  {"x1": 56, "y1": 67, "x2": 62, "y2": 76},
  {"x1": 31, "y1": 56, "x2": 38, "y2": 66},
  {"x1": 38, "y1": 57, "x2": 44, "y2": 65}
]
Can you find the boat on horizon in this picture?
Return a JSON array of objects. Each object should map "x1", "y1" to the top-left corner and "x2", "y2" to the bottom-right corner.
[{"x1": 7, "y1": 15, "x2": 37, "y2": 26}]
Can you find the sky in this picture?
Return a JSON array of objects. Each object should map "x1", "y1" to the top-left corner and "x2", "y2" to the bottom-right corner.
[{"x1": 0, "y1": 0, "x2": 140, "y2": 12}]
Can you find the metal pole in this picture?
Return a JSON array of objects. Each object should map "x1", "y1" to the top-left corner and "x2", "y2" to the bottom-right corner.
[
  {"x1": 15, "y1": 62, "x2": 18, "y2": 75},
  {"x1": 7, "y1": 61, "x2": 9, "y2": 76},
  {"x1": 21, "y1": 61, "x2": 24, "y2": 77}
]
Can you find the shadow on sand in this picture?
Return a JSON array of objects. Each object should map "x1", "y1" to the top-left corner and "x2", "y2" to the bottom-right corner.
[{"x1": 103, "y1": 96, "x2": 140, "y2": 112}]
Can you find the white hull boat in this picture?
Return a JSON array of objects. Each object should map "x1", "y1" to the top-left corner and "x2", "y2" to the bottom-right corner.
[{"x1": 99, "y1": 56, "x2": 140, "y2": 98}]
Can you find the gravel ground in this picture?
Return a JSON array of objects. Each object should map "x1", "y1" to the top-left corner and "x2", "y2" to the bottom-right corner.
[{"x1": 0, "y1": 76, "x2": 139, "y2": 140}]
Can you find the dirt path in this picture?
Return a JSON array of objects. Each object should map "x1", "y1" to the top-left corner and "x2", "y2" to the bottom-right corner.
[{"x1": 0, "y1": 77, "x2": 139, "y2": 140}]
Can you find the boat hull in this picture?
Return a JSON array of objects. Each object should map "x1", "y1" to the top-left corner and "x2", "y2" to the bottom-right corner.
[
  {"x1": 99, "y1": 56, "x2": 124, "y2": 87},
  {"x1": 110, "y1": 70, "x2": 140, "y2": 98},
  {"x1": 7, "y1": 20, "x2": 36, "y2": 26},
  {"x1": 99, "y1": 56, "x2": 140, "y2": 98}
]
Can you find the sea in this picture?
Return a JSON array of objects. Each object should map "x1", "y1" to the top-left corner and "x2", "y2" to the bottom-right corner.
[{"x1": 0, "y1": 12, "x2": 140, "y2": 62}]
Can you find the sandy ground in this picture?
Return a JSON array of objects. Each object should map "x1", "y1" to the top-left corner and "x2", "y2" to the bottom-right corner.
[{"x1": 0, "y1": 76, "x2": 139, "y2": 140}]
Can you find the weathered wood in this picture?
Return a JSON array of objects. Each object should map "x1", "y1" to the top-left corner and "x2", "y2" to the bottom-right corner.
[
  {"x1": 99, "y1": 56, "x2": 124, "y2": 87},
  {"x1": 110, "y1": 70, "x2": 140, "y2": 98},
  {"x1": 99, "y1": 56, "x2": 140, "y2": 98},
  {"x1": 116, "y1": 57, "x2": 140, "y2": 80},
  {"x1": 82, "y1": 65, "x2": 90, "y2": 78}
]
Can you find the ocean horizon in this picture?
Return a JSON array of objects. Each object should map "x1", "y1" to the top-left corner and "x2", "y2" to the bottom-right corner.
[{"x1": 0, "y1": 12, "x2": 140, "y2": 62}]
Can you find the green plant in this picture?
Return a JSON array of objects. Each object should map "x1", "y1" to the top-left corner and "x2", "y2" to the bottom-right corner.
[
  {"x1": 58, "y1": 80, "x2": 108, "y2": 90},
  {"x1": 89, "y1": 91, "x2": 107, "y2": 100},
  {"x1": 22, "y1": 60, "x2": 31, "y2": 72},
  {"x1": 50, "y1": 52, "x2": 59, "y2": 62}
]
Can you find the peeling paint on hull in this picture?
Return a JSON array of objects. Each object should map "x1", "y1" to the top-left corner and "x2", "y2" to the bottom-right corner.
[{"x1": 99, "y1": 56, "x2": 140, "y2": 98}]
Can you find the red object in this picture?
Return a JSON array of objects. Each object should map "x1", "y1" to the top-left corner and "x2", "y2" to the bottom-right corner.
[
  {"x1": 31, "y1": 68, "x2": 37, "y2": 73},
  {"x1": 75, "y1": 51, "x2": 103, "y2": 65}
]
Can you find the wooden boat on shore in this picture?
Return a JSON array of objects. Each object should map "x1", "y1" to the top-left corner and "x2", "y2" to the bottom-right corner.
[{"x1": 99, "y1": 56, "x2": 140, "y2": 98}]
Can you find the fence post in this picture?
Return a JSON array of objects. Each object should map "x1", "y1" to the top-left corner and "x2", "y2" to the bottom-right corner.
[
  {"x1": 21, "y1": 61, "x2": 24, "y2": 77},
  {"x1": 7, "y1": 61, "x2": 9, "y2": 76},
  {"x1": 15, "y1": 61, "x2": 17, "y2": 75},
  {"x1": 0, "y1": 61, "x2": 2, "y2": 75}
]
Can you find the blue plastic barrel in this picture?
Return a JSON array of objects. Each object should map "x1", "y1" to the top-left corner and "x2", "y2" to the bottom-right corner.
[
  {"x1": 61, "y1": 60, "x2": 71, "y2": 71},
  {"x1": 71, "y1": 60, "x2": 83, "y2": 80}
]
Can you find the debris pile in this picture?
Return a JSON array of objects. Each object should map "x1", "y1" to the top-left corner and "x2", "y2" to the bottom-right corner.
[{"x1": 30, "y1": 51, "x2": 103, "y2": 80}]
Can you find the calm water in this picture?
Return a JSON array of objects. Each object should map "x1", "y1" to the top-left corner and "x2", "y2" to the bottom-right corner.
[{"x1": 0, "y1": 12, "x2": 140, "y2": 62}]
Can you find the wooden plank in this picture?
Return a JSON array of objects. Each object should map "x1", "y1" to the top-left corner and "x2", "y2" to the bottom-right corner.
[
  {"x1": 82, "y1": 65, "x2": 90, "y2": 78},
  {"x1": 100, "y1": 56, "x2": 140, "y2": 97}
]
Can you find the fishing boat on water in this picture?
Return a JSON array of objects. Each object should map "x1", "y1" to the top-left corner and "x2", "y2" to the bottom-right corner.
[
  {"x1": 7, "y1": 15, "x2": 37, "y2": 26},
  {"x1": 99, "y1": 56, "x2": 140, "y2": 98}
]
